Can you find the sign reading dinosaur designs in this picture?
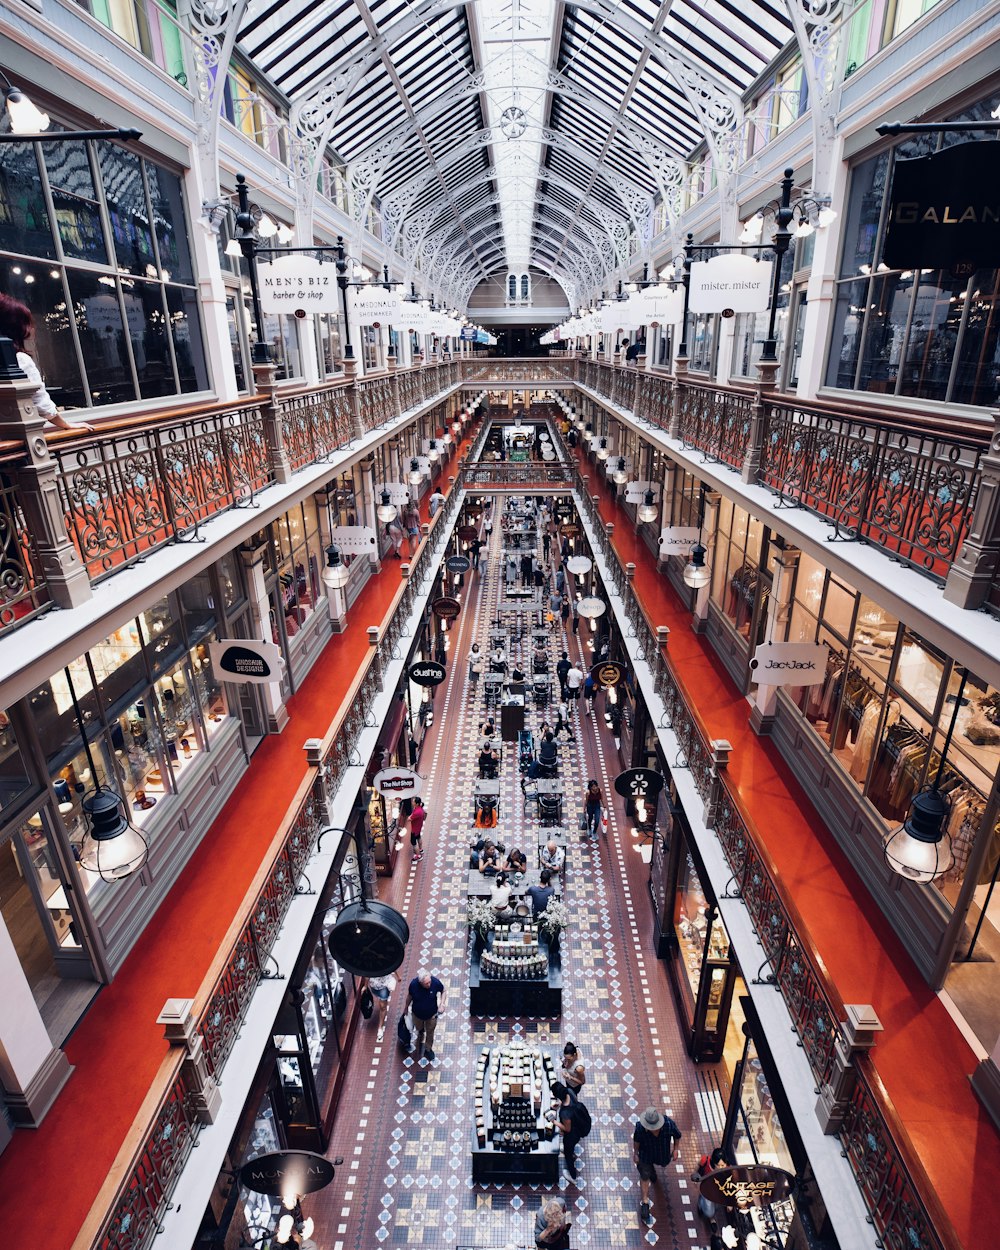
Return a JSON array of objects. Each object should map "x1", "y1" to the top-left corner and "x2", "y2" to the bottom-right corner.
[{"x1": 208, "y1": 639, "x2": 284, "y2": 684}]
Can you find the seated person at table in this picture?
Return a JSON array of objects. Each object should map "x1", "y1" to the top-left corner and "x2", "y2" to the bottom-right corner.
[
  {"x1": 478, "y1": 840, "x2": 503, "y2": 874},
  {"x1": 478, "y1": 745, "x2": 499, "y2": 778},
  {"x1": 526, "y1": 869, "x2": 555, "y2": 918},
  {"x1": 490, "y1": 872, "x2": 515, "y2": 921},
  {"x1": 507, "y1": 847, "x2": 528, "y2": 874},
  {"x1": 480, "y1": 717, "x2": 496, "y2": 739},
  {"x1": 538, "y1": 732, "x2": 558, "y2": 771},
  {"x1": 540, "y1": 841, "x2": 565, "y2": 874},
  {"x1": 475, "y1": 797, "x2": 498, "y2": 831},
  {"x1": 490, "y1": 647, "x2": 507, "y2": 673}
]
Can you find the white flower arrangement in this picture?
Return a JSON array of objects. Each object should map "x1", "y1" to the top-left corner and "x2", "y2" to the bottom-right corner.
[{"x1": 538, "y1": 898, "x2": 570, "y2": 936}]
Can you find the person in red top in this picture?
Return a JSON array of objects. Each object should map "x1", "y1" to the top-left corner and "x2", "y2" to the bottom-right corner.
[{"x1": 409, "y1": 796, "x2": 427, "y2": 862}]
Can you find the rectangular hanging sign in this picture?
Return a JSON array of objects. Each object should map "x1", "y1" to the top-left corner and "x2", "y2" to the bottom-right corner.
[
  {"x1": 749, "y1": 641, "x2": 828, "y2": 686},
  {"x1": 377, "y1": 482, "x2": 412, "y2": 505},
  {"x1": 624, "y1": 481, "x2": 660, "y2": 504},
  {"x1": 641, "y1": 285, "x2": 683, "y2": 325},
  {"x1": 398, "y1": 302, "x2": 430, "y2": 332},
  {"x1": 258, "y1": 255, "x2": 339, "y2": 313},
  {"x1": 329, "y1": 525, "x2": 377, "y2": 556},
  {"x1": 658, "y1": 526, "x2": 700, "y2": 554},
  {"x1": 689, "y1": 254, "x2": 772, "y2": 314},
  {"x1": 883, "y1": 141, "x2": 1000, "y2": 270},
  {"x1": 349, "y1": 287, "x2": 402, "y2": 324},
  {"x1": 208, "y1": 639, "x2": 285, "y2": 685}
]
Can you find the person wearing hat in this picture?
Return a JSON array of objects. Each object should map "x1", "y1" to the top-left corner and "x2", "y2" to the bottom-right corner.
[{"x1": 633, "y1": 1105, "x2": 682, "y2": 1224}]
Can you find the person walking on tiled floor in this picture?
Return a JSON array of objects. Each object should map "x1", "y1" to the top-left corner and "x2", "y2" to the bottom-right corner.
[
  {"x1": 403, "y1": 968, "x2": 445, "y2": 1062},
  {"x1": 633, "y1": 1105, "x2": 683, "y2": 1224}
]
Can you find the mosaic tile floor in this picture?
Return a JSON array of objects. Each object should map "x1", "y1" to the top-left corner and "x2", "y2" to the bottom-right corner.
[{"x1": 309, "y1": 497, "x2": 725, "y2": 1250}]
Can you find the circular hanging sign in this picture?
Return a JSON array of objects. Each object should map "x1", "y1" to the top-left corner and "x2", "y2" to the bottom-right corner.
[
  {"x1": 591, "y1": 660, "x2": 626, "y2": 688},
  {"x1": 446, "y1": 555, "x2": 472, "y2": 573},
  {"x1": 613, "y1": 767, "x2": 665, "y2": 800},
  {"x1": 328, "y1": 899, "x2": 410, "y2": 977},
  {"x1": 433, "y1": 596, "x2": 461, "y2": 620},
  {"x1": 239, "y1": 1150, "x2": 336, "y2": 1198},
  {"x1": 566, "y1": 555, "x2": 592, "y2": 577},
  {"x1": 576, "y1": 595, "x2": 607, "y2": 619},
  {"x1": 373, "y1": 766, "x2": 422, "y2": 797},
  {"x1": 458, "y1": 525, "x2": 478, "y2": 542},
  {"x1": 698, "y1": 1164, "x2": 796, "y2": 1211},
  {"x1": 560, "y1": 524, "x2": 580, "y2": 537},
  {"x1": 407, "y1": 660, "x2": 446, "y2": 686}
]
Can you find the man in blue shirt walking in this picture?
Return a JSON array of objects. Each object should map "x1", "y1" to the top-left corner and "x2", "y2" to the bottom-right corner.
[{"x1": 404, "y1": 968, "x2": 446, "y2": 1061}]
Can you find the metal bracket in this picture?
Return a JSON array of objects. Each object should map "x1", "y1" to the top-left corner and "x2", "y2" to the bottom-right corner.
[
  {"x1": 751, "y1": 957, "x2": 776, "y2": 986},
  {"x1": 721, "y1": 874, "x2": 742, "y2": 899}
]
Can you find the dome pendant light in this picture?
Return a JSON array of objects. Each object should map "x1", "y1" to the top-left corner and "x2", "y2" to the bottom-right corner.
[
  {"x1": 682, "y1": 543, "x2": 710, "y2": 588},
  {"x1": 637, "y1": 489, "x2": 659, "y2": 524},
  {"x1": 883, "y1": 669, "x2": 965, "y2": 883},
  {"x1": 376, "y1": 488, "x2": 397, "y2": 524}
]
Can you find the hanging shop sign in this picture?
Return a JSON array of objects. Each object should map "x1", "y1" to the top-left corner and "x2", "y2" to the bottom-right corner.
[
  {"x1": 239, "y1": 1150, "x2": 336, "y2": 1197},
  {"x1": 613, "y1": 767, "x2": 665, "y2": 800},
  {"x1": 458, "y1": 525, "x2": 479, "y2": 542},
  {"x1": 349, "y1": 286, "x2": 403, "y2": 324},
  {"x1": 883, "y1": 141, "x2": 1000, "y2": 271},
  {"x1": 258, "y1": 255, "x2": 339, "y2": 314},
  {"x1": 689, "y1": 253, "x2": 772, "y2": 314},
  {"x1": 641, "y1": 284, "x2": 684, "y2": 326},
  {"x1": 398, "y1": 301, "x2": 431, "y2": 333},
  {"x1": 208, "y1": 639, "x2": 284, "y2": 684},
  {"x1": 625, "y1": 480, "x2": 659, "y2": 504},
  {"x1": 591, "y1": 660, "x2": 627, "y2": 688},
  {"x1": 658, "y1": 526, "x2": 701, "y2": 554},
  {"x1": 378, "y1": 482, "x2": 412, "y2": 505},
  {"x1": 432, "y1": 596, "x2": 462, "y2": 620},
  {"x1": 560, "y1": 523, "x2": 580, "y2": 537},
  {"x1": 446, "y1": 555, "x2": 472, "y2": 573},
  {"x1": 749, "y1": 640, "x2": 828, "y2": 685},
  {"x1": 373, "y1": 766, "x2": 422, "y2": 797},
  {"x1": 329, "y1": 525, "x2": 377, "y2": 556},
  {"x1": 407, "y1": 660, "x2": 446, "y2": 686},
  {"x1": 698, "y1": 1163, "x2": 796, "y2": 1211}
]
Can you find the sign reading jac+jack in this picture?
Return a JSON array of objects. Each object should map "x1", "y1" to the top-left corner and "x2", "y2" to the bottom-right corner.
[
  {"x1": 689, "y1": 253, "x2": 772, "y2": 314},
  {"x1": 883, "y1": 141, "x2": 1000, "y2": 271},
  {"x1": 658, "y1": 526, "x2": 700, "y2": 554},
  {"x1": 258, "y1": 255, "x2": 339, "y2": 314},
  {"x1": 749, "y1": 641, "x2": 828, "y2": 686}
]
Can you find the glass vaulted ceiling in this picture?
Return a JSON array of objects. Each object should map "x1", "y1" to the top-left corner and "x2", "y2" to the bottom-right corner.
[{"x1": 236, "y1": 0, "x2": 793, "y2": 304}]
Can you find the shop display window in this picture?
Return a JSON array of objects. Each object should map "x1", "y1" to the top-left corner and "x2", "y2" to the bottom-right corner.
[
  {"x1": 674, "y1": 851, "x2": 711, "y2": 1007},
  {"x1": 710, "y1": 500, "x2": 765, "y2": 640},
  {"x1": 14, "y1": 813, "x2": 85, "y2": 952},
  {"x1": 732, "y1": 1038, "x2": 795, "y2": 1246},
  {"x1": 0, "y1": 710, "x2": 32, "y2": 814},
  {"x1": 272, "y1": 500, "x2": 322, "y2": 642}
]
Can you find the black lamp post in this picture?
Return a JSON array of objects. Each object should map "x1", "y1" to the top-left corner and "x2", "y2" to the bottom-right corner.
[
  {"x1": 760, "y1": 169, "x2": 795, "y2": 363},
  {"x1": 233, "y1": 173, "x2": 272, "y2": 365},
  {"x1": 335, "y1": 236, "x2": 355, "y2": 362}
]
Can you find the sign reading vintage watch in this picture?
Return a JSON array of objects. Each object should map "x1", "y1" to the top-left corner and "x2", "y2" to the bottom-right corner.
[
  {"x1": 208, "y1": 639, "x2": 284, "y2": 685},
  {"x1": 328, "y1": 899, "x2": 410, "y2": 976},
  {"x1": 613, "y1": 768, "x2": 665, "y2": 800},
  {"x1": 591, "y1": 661, "x2": 626, "y2": 688},
  {"x1": 749, "y1": 641, "x2": 828, "y2": 686},
  {"x1": 432, "y1": 596, "x2": 461, "y2": 620},
  {"x1": 407, "y1": 660, "x2": 446, "y2": 687},
  {"x1": 883, "y1": 141, "x2": 1000, "y2": 270},
  {"x1": 373, "y1": 767, "x2": 421, "y2": 797},
  {"x1": 446, "y1": 555, "x2": 472, "y2": 573},
  {"x1": 698, "y1": 1163, "x2": 796, "y2": 1211},
  {"x1": 239, "y1": 1149, "x2": 336, "y2": 1197}
]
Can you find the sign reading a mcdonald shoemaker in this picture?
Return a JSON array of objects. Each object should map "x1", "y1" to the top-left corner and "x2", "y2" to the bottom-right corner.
[
  {"x1": 883, "y1": 141, "x2": 1000, "y2": 271},
  {"x1": 698, "y1": 1163, "x2": 795, "y2": 1211}
]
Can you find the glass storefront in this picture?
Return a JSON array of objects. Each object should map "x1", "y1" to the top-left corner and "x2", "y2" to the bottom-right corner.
[
  {"x1": 268, "y1": 498, "x2": 324, "y2": 645},
  {"x1": 711, "y1": 498, "x2": 769, "y2": 643},
  {"x1": 825, "y1": 88, "x2": 1000, "y2": 408},
  {"x1": 0, "y1": 125, "x2": 208, "y2": 410}
]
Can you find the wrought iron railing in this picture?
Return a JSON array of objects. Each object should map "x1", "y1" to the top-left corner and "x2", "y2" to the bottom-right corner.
[
  {"x1": 460, "y1": 462, "x2": 572, "y2": 486},
  {"x1": 0, "y1": 449, "x2": 50, "y2": 629},
  {"x1": 677, "y1": 381, "x2": 754, "y2": 471},
  {"x1": 279, "y1": 381, "x2": 354, "y2": 470}
]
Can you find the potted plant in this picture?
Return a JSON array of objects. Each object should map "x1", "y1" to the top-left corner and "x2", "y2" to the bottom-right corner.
[
  {"x1": 467, "y1": 897, "x2": 495, "y2": 949},
  {"x1": 537, "y1": 899, "x2": 569, "y2": 952}
]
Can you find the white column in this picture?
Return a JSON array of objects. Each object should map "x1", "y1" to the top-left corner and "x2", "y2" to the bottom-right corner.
[
  {"x1": 184, "y1": 163, "x2": 238, "y2": 402},
  {"x1": 299, "y1": 314, "x2": 321, "y2": 386},
  {"x1": 796, "y1": 141, "x2": 848, "y2": 399},
  {"x1": 0, "y1": 914, "x2": 72, "y2": 1125}
]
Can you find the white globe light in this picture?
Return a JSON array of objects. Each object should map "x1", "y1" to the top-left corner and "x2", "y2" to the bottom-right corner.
[
  {"x1": 683, "y1": 543, "x2": 710, "y2": 588},
  {"x1": 376, "y1": 489, "x2": 397, "y2": 523}
]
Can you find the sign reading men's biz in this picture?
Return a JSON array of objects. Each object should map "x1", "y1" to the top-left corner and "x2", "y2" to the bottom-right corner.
[
  {"x1": 749, "y1": 641, "x2": 828, "y2": 685},
  {"x1": 258, "y1": 255, "x2": 339, "y2": 313},
  {"x1": 883, "y1": 141, "x2": 1000, "y2": 271}
]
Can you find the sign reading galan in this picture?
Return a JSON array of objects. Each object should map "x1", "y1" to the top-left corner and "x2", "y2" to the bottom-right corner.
[
  {"x1": 689, "y1": 253, "x2": 772, "y2": 314},
  {"x1": 258, "y1": 255, "x2": 339, "y2": 313}
]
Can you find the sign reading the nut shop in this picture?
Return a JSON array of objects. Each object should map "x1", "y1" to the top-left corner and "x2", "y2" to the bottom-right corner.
[{"x1": 698, "y1": 1163, "x2": 796, "y2": 1211}]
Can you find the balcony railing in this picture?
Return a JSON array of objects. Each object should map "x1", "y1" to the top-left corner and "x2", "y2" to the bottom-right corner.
[{"x1": 0, "y1": 358, "x2": 461, "y2": 640}]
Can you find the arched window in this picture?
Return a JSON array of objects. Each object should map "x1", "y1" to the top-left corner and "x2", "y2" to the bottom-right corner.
[
  {"x1": 520, "y1": 273, "x2": 530, "y2": 301},
  {"x1": 508, "y1": 274, "x2": 517, "y2": 301}
]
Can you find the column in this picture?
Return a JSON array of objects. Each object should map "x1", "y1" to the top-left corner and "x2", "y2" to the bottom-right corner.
[
  {"x1": 240, "y1": 541, "x2": 290, "y2": 733},
  {"x1": 0, "y1": 914, "x2": 73, "y2": 1126},
  {"x1": 358, "y1": 454, "x2": 383, "y2": 577},
  {"x1": 796, "y1": 149, "x2": 848, "y2": 400},
  {"x1": 184, "y1": 162, "x2": 239, "y2": 403},
  {"x1": 749, "y1": 546, "x2": 800, "y2": 734},
  {"x1": 815, "y1": 1005, "x2": 883, "y2": 1134},
  {"x1": 691, "y1": 491, "x2": 719, "y2": 634}
]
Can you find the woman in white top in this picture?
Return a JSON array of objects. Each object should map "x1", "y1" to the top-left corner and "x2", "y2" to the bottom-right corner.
[
  {"x1": 0, "y1": 296, "x2": 94, "y2": 432},
  {"x1": 490, "y1": 871, "x2": 514, "y2": 920}
]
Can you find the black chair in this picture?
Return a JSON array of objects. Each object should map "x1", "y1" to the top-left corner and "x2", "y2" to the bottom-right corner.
[
  {"x1": 537, "y1": 794, "x2": 562, "y2": 826},
  {"x1": 533, "y1": 680, "x2": 549, "y2": 708}
]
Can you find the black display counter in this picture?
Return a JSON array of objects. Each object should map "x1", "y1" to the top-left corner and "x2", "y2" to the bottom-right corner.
[
  {"x1": 469, "y1": 936, "x2": 562, "y2": 1016},
  {"x1": 471, "y1": 1124, "x2": 561, "y2": 1183}
]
